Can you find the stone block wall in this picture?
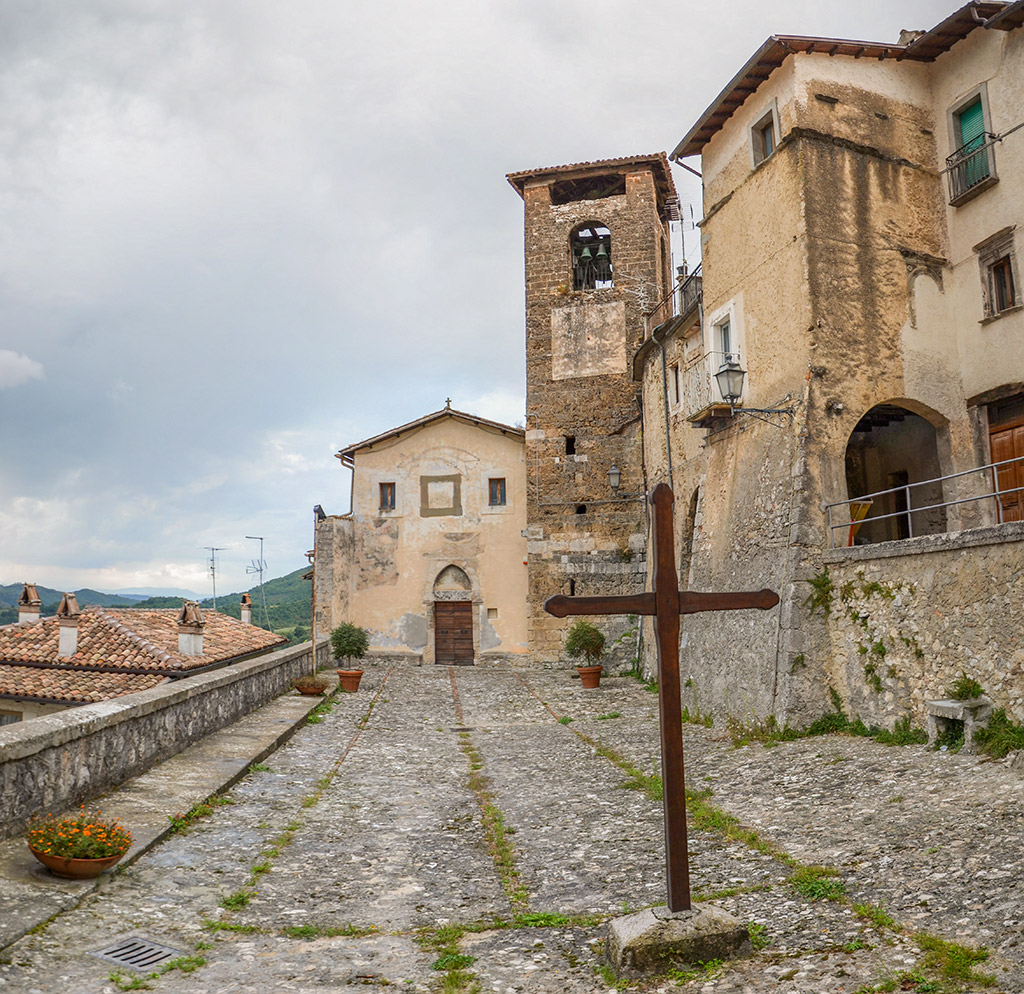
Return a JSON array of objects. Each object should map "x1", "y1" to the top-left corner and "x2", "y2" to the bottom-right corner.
[
  {"x1": 522, "y1": 166, "x2": 671, "y2": 662},
  {"x1": 818, "y1": 524, "x2": 1024, "y2": 729},
  {"x1": 0, "y1": 639, "x2": 331, "y2": 839}
]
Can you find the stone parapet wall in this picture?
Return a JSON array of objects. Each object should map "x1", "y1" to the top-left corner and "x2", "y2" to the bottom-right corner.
[
  {"x1": 0, "y1": 639, "x2": 331, "y2": 839},
  {"x1": 818, "y1": 525, "x2": 1024, "y2": 728}
]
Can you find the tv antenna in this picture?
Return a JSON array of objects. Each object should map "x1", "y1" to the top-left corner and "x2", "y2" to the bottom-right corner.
[
  {"x1": 246, "y1": 536, "x2": 271, "y2": 628},
  {"x1": 204, "y1": 547, "x2": 226, "y2": 609}
]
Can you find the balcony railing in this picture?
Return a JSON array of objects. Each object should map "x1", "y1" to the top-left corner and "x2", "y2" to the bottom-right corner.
[
  {"x1": 678, "y1": 264, "x2": 702, "y2": 318},
  {"x1": 681, "y1": 349, "x2": 741, "y2": 421},
  {"x1": 823, "y1": 453, "x2": 1024, "y2": 548},
  {"x1": 946, "y1": 134, "x2": 998, "y2": 205}
]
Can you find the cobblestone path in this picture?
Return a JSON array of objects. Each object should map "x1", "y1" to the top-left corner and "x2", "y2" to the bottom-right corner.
[{"x1": 1, "y1": 665, "x2": 1022, "y2": 993}]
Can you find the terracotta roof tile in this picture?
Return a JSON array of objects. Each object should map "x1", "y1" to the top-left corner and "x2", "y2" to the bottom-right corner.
[
  {"x1": 0, "y1": 608, "x2": 287, "y2": 704},
  {"x1": 0, "y1": 665, "x2": 166, "y2": 705}
]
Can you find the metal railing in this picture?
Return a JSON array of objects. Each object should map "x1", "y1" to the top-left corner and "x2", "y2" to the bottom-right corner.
[
  {"x1": 824, "y1": 453, "x2": 1024, "y2": 548},
  {"x1": 680, "y1": 350, "x2": 740, "y2": 420},
  {"x1": 946, "y1": 134, "x2": 997, "y2": 203}
]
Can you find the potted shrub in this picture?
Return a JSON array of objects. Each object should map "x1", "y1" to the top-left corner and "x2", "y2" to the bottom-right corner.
[
  {"x1": 26, "y1": 806, "x2": 133, "y2": 879},
  {"x1": 565, "y1": 620, "x2": 606, "y2": 688},
  {"x1": 331, "y1": 622, "x2": 370, "y2": 692},
  {"x1": 293, "y1": 674, "x2": 330, "y2": 696}
]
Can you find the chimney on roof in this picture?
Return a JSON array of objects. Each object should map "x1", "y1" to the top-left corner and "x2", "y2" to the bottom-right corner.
[
  {"x1": 177, "y1": 600, "x2": 205, "y2": 657},
  {"x1": 240, "y1": 592, "x2": 253, "y2": 625},
  {"x1": 17, "y1": 583, "x2": 42, "y2": 623},
  {"x1": 56, "y1": 593, "x2": 81, "y2": 657}
]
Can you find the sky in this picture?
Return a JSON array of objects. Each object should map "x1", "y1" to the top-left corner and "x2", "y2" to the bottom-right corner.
[{"x1": 0, "y1": 0, "x2": 958, "y2": 597}]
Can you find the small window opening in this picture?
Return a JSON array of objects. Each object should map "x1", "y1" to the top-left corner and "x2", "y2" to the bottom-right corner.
[
  {"x1": 379, "y1": 482, "x2": 396, "y2": 511},
  {"x1": 488, "y1": 477, "x2": 507, "y2": 506},
  {"x1": 670, "y1": 364, "x2": 680, "y2": 405},
  {"x1": 575, "y1": 504, "x2": 587, "y2": 515},
  {"x1": 486, "y1": 607, "x2": 498, "y2": 620},
  {"x1": 571, "y1": 224, "x2": 613, "y2": 290},
  {"x1": 565, "y1": 436, "x2": 576, "y2": 455},
  {"x1": 569, "y1": 579, "x2": 576, "y2": 596},
  {"x1": 991, "y1": 256, "x2": 1016, "y2": 313},
  {"x1": 751, "y1": 107, "x2": 778, "y2": 167}
]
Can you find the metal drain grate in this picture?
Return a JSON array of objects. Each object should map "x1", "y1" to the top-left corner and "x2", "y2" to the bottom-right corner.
[{"x1": 91, "y1": 936, "x2": 183, "y2": 971}]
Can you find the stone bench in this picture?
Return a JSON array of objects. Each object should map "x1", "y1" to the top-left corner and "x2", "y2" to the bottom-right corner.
[{"x1": 925, "y1": 697, "x2": 992, "y2": 754}]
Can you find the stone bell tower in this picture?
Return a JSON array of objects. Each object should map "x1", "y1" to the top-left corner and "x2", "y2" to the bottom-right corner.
[{"x1": 507, "y1": 153, "x2": 679, "y2": 663}]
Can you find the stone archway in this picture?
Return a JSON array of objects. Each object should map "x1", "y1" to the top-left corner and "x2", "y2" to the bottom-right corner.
[
  {"x1": 844, "y1": 402, "x2": 947, "y2": 544},
  {"x1": 430, "y1": 565, "x2": 475, "y2": 665}
]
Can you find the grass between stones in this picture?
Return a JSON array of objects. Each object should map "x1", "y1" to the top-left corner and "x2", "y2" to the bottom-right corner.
[
  {"x1": 560, "y1": 708, "x2": 997, "y2": 992},
  {"x1": 109, "y1": 954, "x2": 206, "y2": 991},
  {"x1": 457, "y1": 732, "x2": 528, "y2": 909}
]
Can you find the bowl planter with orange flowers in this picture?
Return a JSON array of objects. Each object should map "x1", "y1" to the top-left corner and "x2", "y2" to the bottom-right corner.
[{"x1": 26, "y1": 807, "x2": 133, "y2": 879}]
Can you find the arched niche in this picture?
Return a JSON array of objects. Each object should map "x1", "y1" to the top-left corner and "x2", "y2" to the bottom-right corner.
[{"x1": 844, "y1": 402, "x2": 948, "y2": 544}]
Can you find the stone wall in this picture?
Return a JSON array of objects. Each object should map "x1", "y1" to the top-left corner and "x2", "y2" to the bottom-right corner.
[
  {"x1": 0, "y1": 639, "x2": 331, "y2": 839},
  {"x1": 522, "y1": 166, "x2": 671, "y2": 663},
  {"x1": 818, "y1": 524, "x2": 1024, "y2": 728}
]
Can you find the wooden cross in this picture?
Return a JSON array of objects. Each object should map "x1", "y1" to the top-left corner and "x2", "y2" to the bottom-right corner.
[{"x1": 545, "y1": 482, "x2": 779, "y2": 912}]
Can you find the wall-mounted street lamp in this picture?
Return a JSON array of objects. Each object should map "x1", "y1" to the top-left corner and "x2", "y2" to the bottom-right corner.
[
  {"x1": 713, "y1": 359, "x2": 794, "y2": 426},
  {"x1": 608, "y1": 463, "x2": 622, "y2": 491}
]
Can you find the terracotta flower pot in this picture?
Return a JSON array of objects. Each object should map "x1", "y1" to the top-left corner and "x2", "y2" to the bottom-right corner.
[
  {"x1": 336, "y1": 669, "x2": 364, "y2": 693},
  {"x1": 29, "y1": 846, "x2": 125, "y2": 879},
  {"x1": 576, "y1": 665, "x2": 603, "y2": 689}
]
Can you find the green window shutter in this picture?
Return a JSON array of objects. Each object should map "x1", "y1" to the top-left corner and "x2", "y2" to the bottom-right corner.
[{"x1": 958, "y1": 100, "x2": 985, "y2": 150}]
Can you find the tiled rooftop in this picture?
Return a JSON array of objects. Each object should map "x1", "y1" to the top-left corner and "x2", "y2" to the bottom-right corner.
[
  {"x1": 0, "y1": 608, "x2": 287, "y2": 704},
  {"x1": 0, "y1": 665, "x2": 166, "y2": 705}
]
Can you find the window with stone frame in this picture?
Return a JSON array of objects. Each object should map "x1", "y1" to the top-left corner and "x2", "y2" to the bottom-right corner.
[
  {"x1": 750, "y1": 101, "x2": 780, "y2": 168},
  {"x1": 379, "y1": 482, "x2": 396, "y2": 511},
  {"x1": 975, "y1": 227, "x2": 1019, "y2": 320},
  {"x1": 488, "y1": 477, "x2": 506, "y2": 506},
  {"x1": 570, "y1": 223, "x2": 613, "y2": 290}
]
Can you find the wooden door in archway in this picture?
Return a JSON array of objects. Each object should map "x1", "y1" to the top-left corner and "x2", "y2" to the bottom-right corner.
[
  {"x1": 991, "y1": 421, "x2": 1024, "y2": 522},
  {"x1": 435, "y1": 601, "x2": 474, "y2": 665}
]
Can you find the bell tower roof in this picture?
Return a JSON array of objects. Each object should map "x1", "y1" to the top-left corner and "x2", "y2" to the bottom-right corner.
[{"x1": 507, "y1": 152, "x2": 679, "y2": 221}]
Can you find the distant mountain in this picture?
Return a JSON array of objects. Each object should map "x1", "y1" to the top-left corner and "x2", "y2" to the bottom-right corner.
[
  {"x1": 0, "y1": 584, "x2": 141, "y2": 610},
  {"x1": 130, "y1": 566, "x2": 312, "y2": 641},
  {"x1": 107, "y1": 587, "x2": 204, "y2": 599}
]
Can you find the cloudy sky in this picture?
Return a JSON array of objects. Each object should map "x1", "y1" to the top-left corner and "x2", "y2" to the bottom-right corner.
[{"x1": 0, "y1": 0, "x2": 957, "y2": 597}]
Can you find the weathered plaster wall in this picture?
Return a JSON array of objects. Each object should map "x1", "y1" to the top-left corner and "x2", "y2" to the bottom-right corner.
[
  {"x1": 0, "y1": 639, "x2": 330, "y2": 838},
  {"x1": 819, "y1": 524, "x2": 1024, "y2": 728},
  {"x1": 317, "y1": 416, "x2": 528, "y2": 664}
]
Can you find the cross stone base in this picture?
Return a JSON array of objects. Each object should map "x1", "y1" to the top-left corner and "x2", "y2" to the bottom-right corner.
[{"x1": 605, "y1": 904, "x2": 752, "y2": 978}]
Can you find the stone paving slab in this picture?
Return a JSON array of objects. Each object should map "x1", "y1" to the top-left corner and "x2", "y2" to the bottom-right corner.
[
  {"x1": 1, "y1": 665, "x2": 1022, "y2": 993},
  {"x1": 0, "y1": 680, "x2": 332, "y2": 954}
]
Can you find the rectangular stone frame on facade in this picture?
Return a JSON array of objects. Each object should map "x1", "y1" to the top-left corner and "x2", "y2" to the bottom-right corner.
[{"x1": 419, "y1": 474, "x2": 463, "y2": 517}]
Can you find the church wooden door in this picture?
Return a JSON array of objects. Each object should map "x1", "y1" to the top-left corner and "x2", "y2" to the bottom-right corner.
[
  {"x1": 434, "y1": 601, "x2": 474, "y2": 665},
  {"x1": 991, "y1": 422, "x2": 1024, "y2": 522}
]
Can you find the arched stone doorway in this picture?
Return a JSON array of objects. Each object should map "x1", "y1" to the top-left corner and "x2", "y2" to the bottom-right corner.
[
  {"x1": 431, "y1": 565, "x2": 475, "y2": 665},
  {"x1": 844, "y1": 403, "x2": 947, "y2": 544}
]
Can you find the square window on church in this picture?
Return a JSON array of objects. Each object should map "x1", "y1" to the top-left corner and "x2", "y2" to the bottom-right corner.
[
  {"x1": 379, "y1": 482, "x2": 396, "y2": 511},
  {"x1": 488, "y1": 478, "x2": 507, "y2": 506}
]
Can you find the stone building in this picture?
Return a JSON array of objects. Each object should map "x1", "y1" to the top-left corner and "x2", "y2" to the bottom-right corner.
[
  {"x1": 633, "y1": 1, "x2": 1024, "y2": 726},
  {"x1": 313, "y1": 405, "x2": 528, "y2": 665},
  {"x1": 0, "y1": 590, "x2": 285, "y2": 723},
  {"x1": 506, "y1": 155, "x2": 679, "y2": 664}
]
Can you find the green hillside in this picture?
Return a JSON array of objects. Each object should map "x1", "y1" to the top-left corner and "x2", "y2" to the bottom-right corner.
[
  {"x1": 132, "y1": 567, "x2": 313, "y2": 641},
  {"x1": 0, "y1": 568, "x2": 313, "y2": 642}
]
